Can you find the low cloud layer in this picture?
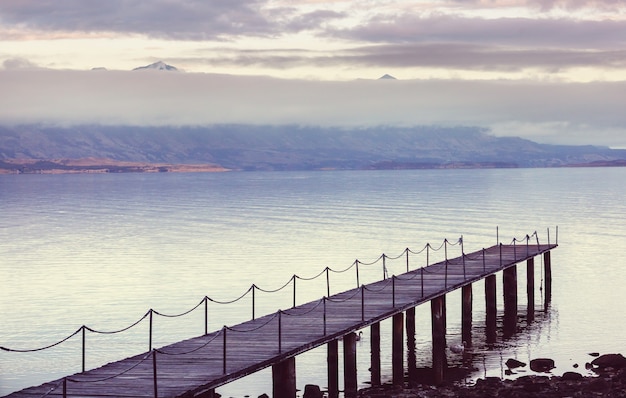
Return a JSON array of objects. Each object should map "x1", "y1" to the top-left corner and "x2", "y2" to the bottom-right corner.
[{"x1": 1, "y1": 69, "x2": 624, "y2": 148}]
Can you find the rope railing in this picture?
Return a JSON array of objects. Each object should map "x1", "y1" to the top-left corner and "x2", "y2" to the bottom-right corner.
[{"x1": 2, "y1": 228, "x2": 557, "y2": 396}]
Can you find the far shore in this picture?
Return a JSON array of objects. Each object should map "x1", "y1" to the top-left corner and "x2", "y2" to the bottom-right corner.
[{"x1": 0, "y1": 158, "x2": 229, "y2": 174}]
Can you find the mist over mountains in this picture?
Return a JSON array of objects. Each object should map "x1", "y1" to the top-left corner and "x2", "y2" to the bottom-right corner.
[{"x1": 1, "y1": 124, "x2": 625, "y2": 172}]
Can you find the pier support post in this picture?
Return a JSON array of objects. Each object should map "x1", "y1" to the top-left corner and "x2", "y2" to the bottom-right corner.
[
  {"x1": 327, "y1": 340, "x2": 339, "y2": 398},
  {"x1": 392, "y1": 312, "x2": 404, "y2": 386},
  {"x1": 544, "y1": 251, "x2": 552, "y2": 308},
  {"x1": 272, "y1": 356, "x2": 296, "y2": 398},
  {"x1": 527, "y1": 258, "x2": 535, "y2": 322},
  {"x1": 431, "y1": 295, "x2": 447, "y2": 385},
  {"x1": 485, "y1": 274, "x2": 497, "y2": 344},
  {"x1": 406, "y1": 307, "x2": 418, "y2": 386},
  {"x1": 503, "y1": 265, "x2": 518, "y2": 338},
  {"x1": 461, "y1": 284, "x2": 473, "y2": 347},
  {"x1": 370, "y1": 322, "x2": 381, "y2": 387},
  {"x1": 343, "y1": 332, "x2": 358, "y2": 398}
]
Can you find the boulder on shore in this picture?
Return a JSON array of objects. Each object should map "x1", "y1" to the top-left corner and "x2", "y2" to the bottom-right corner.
[{"x1": 591, "y1": 353, "x2": 626, "y2": 369}]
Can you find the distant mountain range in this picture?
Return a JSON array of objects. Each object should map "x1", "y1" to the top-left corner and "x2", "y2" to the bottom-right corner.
[{"x1": 1, "y1": 124, "x2": 626, "y2": 173}]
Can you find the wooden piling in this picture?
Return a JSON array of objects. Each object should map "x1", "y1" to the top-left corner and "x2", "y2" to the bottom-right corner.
[
  {"x1": 431, "y1": 295, "x2": 447, "y2": 385},
  {"x1": 527, "y1": 258, "x2": 535, "y2": 322},
  {"x1": 406, "y1": 307, "x2": 417, "y2": 386},
  {"x1": 503, "y1": 265, "x2": 517, "y2": 338},
  {"x1": 544, "y1": 251, "x2": 552, "y2": 308},
  {"x1": 343, "y1": 332, "x2": 358, "y2": 398},
  {"x1": 461, "y1": 284, "x2": 472, "y2": 347},
  {"x1": 370, "y1": 322, "x2": 381, "y2": 387},
  {"x1": 485, "y1": 274, "x2": 497, "y2": 343},
  {"x1": 272, "y1": 356, "x2": 296, "y2": 398},
  {"x1": 327, "y1": 339, "x2": 339, "y2": 398},
  {"x1": 392, "y1": 312, "x2": 404, "y2": 386}
]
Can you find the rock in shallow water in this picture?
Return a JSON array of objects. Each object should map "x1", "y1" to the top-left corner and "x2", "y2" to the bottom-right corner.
[{"x1": 530, "y1": 358, "x2": 555, "y2": 372}]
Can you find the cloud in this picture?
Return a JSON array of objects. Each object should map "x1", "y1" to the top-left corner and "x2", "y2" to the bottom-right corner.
[
  {"x1": 1, "y1": 69, "x2": 625, "y2": 147},
  {"x1": 184, "y1": 42, "x2": 626, "y2": 72},
  {"x1": 0, "y1": 0, "x2": 276, "y2": 40},
  {"x1": 332, "y1": 14, "x2": 626, "y2": 49}
]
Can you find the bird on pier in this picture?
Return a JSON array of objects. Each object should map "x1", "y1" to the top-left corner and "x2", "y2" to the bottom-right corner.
[
  {"x1": 450, "y1": 341, "x2": 466, "y2": 354},
  {"x1": 355, "y1": 331, "x2": 363, "y2": 341}
]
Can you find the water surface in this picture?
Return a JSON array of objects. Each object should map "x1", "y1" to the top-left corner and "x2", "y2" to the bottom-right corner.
[{"x1": 1, "y1": 168, "x2": 625, "y2": 396}]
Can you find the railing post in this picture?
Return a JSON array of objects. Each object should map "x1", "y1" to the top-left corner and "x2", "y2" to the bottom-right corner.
[
  {"x1": 292, "y1": 275, "x2": 296, "y2": 308},
  {"x1": 547, "y1": 227, "x2": 551, "y2": 246},
  {"x1": 278, "y1": 310, "x2": 282, "y2": 353},
  {"x1": 382, "y1": 254, "x2": 387, "y2": 280},
  {"x1": 421, "y1": 268, "x2": 424, "y2": 297},
  {"x1": 251, "y1": 285, "x2": 256, "y2": 320},
  {"x1": 204, "y1": 296, "x2": 208, "y2": 336},
  {"x1": 152, "y1": 349, "x2": 158, "y2": 398},
  {"x1": 482, "y1": 248, "x2": 486, "y2": 273},
  {"x1": 361, "y1": 285, "x2": 365, "y2": 321},
  {"x1": 526, "y1": 235, "x2": 530, "y2": 257},
  {"x1": 462, "y1": 253, "x2": 466, "y2": 279},
  {"x1": 445, "y1": 260, "x2": 448, "y2": 288},
  {"x1": 392, "y1": 275, "x2": 396, "y2": 308},
  {"x1": 499, "y1": 243, "x2": 503, "y2": 266},
  {"x1": 460, "y1": 236, "x2": 464, "y2": 256},
  {"x1": 444, "y1": 239, "x2": 448, "y2": 261},
  {"x1": 325, "y1": 267, "x2": 331, "y2": 297},
  {"x1": 513, "y1": 239, "x2": 517, "y2": 260},
  {"x1": 355, "y1": 260, "x2": 360, "y2": 288},
  {"x1": 426, "y1": 244, "x2": 430, "y2": 266},
  {"x1": 149, "y1": 309, "x2": 153, "y2": 352},
  {"x1": 406, "y1": 248, "x2": 410, "y2": 273},
  {"x1": 63, "y1": 378, "x2": 67, "y2": 398},
  {"x1": 323, "y1": 297, "x2": 327, "y2": 335},
  {"x1": 81, "y1": 325, "x2": 86, "y2": 373},
  {"x1": 222, "y1": 327, "x2": 227, "y2": 374}
]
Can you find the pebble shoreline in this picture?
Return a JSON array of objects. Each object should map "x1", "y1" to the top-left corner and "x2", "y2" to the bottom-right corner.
[{"x1": 357, "y1": 353, "x2": 626, "y2": 398}]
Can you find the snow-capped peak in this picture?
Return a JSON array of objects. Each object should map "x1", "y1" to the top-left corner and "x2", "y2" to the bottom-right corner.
[{"x1": 133, "y1": 61, "x2": 179, "y2": 71}]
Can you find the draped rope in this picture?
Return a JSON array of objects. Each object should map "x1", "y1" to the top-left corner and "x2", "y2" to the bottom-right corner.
[{"x1": 1, "y1": 231, "x2": 553, "y2": 360}]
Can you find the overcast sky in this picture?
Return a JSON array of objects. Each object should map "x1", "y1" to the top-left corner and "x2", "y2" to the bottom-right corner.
[{"x1": 1, "y1": 0, "x2": 625, "y2": 148}]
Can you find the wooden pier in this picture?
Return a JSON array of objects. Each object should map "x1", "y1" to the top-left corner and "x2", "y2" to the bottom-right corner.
[{"x1": 4, "y1": 239, "x2": 557, "y2": 398}]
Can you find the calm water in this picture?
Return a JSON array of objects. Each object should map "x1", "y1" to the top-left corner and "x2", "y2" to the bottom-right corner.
[{"x1": 1, "y1": 168, "x2": 625, "y2": 396}]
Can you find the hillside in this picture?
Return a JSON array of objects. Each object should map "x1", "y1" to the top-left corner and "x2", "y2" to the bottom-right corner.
[{"x1": 1, "y1": 124, "x2": 625, "y2": 173}]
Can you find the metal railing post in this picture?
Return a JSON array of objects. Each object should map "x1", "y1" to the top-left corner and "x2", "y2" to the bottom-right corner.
[
  {"x1": 392, "y1": 275, "x2": 396, "y2": 308},
  {"x1": 252, "y1": 285, "x2": 256, "y2": 320},
  {"x1": 292, "y1": 276, "x2": 296, "y2": 308},
  {"x1": 81, "y1": 326, "x2": 86, "y2": 372},
  {"x1": 278, "y1": 310, "x2": 282, "y2": 353},
  {"x1": 222, "y1": 327, "x2": 227, "y2": 374},
  {"x1": 149, "y1": 309, "x2": 153, "y2": 352},
  {"x1": 326, "y1": 267, "x2": 330, "y2": 297},
  {"x1": 382, "y1": 254, "x2": 387, "y2": 280},
  {"x1": 361, "y1": 285, "x2": 365, "y2": 321},
  {"x1": 152, "y1": 350, "x2": 158, "y2": 398},
  {"x1": 355, "y1": 260, "x2": 360, "y2": 288},
  {"x1": 482, "y1": 248, "x2": 486, "y2": 273},
  {"x1": 406, "y1": 248, "x2": 410, "y2": 273},
  {"x1": 323, "y1": 297, "x2": 327, "y2": 335},
  {"x1": 204, "y1": 296, "x2": 208, "y2": 335}
]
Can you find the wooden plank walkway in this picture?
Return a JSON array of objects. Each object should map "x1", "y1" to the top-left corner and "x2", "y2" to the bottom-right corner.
[{"x1": 5, "y1": 243, "x2": 557, "y2": 398}]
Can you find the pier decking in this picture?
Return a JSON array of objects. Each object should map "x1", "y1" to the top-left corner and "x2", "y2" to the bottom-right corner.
[{"x1": 4, "y1": 239, "x2": 557, "y2": 398}]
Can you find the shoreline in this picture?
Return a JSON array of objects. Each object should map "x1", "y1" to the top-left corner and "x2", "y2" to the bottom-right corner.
[{"x1": 357, "y1": 353, "x2": 626, "y2": 398}]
